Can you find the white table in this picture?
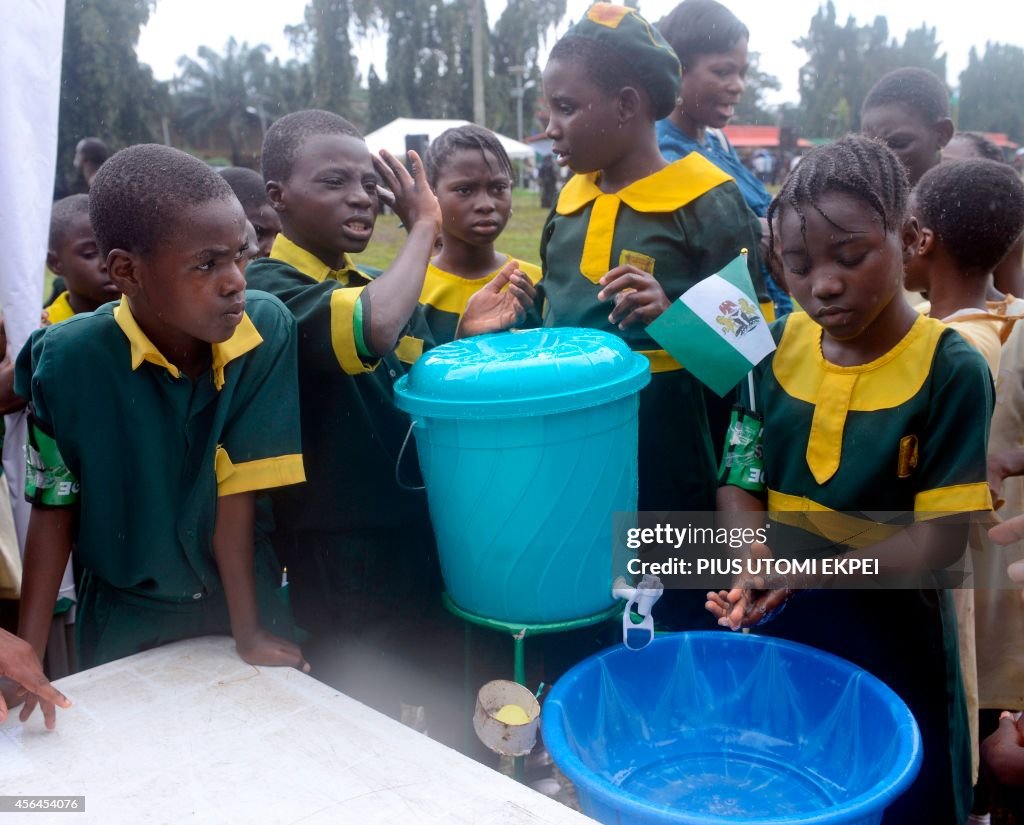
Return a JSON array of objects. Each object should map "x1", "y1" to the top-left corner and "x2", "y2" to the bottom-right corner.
[{"x1": 0, "y1": 636, "x2": 595, "y2": 824}]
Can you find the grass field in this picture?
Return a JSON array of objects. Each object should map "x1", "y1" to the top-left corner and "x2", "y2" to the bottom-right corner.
[{"x1": 353, "y1": 189, "x2": 551, "y2": 270}]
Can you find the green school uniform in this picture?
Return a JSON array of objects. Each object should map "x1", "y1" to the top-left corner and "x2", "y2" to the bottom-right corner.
[
  {"x1": 420, "y1": 259, "x2": 543, "y2": 346},
  {"x1": 15, "y1": 293, "x2": 305, "y2": 669},
  {"x1": 244, "y1": 235, "x2": 439, "y2": 643},
  {"x1": 732, "y1": 311, "x2": 993, "y2": 825},
  {"x1": 540, "y1": 154, "x2": 764, "y2": 512}
]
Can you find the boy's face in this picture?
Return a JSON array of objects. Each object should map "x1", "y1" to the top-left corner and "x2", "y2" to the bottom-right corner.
[
  {"x1": 268, "y1": 134, "x2": 379, "y2": 263},
  {"x1": 433, "y1": 149, "x2": 512, "y2": 248},
  {"x1": 861, "y1": 104, "x2": 951, "y2": 186},
  {"x1": 543, "y1": 57, "x2": 627, "y2": 175},
  {"x1": 246, "y1": 203, "x2": 281, "y2": 258},
  {"x1": 778, "y1": 191, "x2": 912, "y2": 342},
  {"x1": 49, "y1": 212, "x2": 119, "y2": 306},
  {"x1": 111, "y1": 197, "x2": 249, "y2": 345}
]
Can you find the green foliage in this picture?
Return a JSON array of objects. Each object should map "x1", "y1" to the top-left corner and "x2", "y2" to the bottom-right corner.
[
  {"x1": 58, "y1": 0, "x2": 165, "y2": 189},
  {"x1": 731, "y1": 53, "x2": 782, "y2": 126},
  {"x1": 958, "y1": 43, "x2": 1024, "y2": 143},
  {"x1": 796, "y1": 1, "x2": 946, "y2": 137},
  {"x1": 175, "y1": 38, "x2": 271, "y2": 166},
  {"x1": 491, "y1": 0, "x2": 566, "y2": 137},
  {"x1": 286, "y1": 0, "x2": 358, "y2": 115}
]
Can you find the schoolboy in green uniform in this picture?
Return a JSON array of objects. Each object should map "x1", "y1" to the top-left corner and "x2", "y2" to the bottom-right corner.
[
  {"x1": 245, "y1": 111, "x2": 532, "y2": 708},
  {"x1": 13, "y1": 145, "x2": 308, "y2": 722},
  {"x1": 43, "y1": 194, "x2": 122, "y2": 324},
  {"x1": 541, "y1": 4, "x2": 764, "y2": 516}
]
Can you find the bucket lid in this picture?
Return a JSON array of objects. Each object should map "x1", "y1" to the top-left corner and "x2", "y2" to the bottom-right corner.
[{"x1": 394, "y1": 328, "x2": 650, "y2": 419}]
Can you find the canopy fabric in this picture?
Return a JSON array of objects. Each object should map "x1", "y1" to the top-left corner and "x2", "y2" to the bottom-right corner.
[{"x1": 363, "y1": 118, "x2": 535, "y2": 160}]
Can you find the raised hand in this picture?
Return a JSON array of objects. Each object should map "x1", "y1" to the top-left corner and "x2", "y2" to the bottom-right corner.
[
  {"x1": 372, "y1": 149, "x2": 441, "y2": 237},
  {"x1": 457, "y1": 259, "x2": 537, "y2": 338}
]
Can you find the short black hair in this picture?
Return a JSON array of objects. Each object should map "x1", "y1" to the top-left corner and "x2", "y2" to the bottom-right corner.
[
  {"x1": 768, "y1": 135, "x2": 909, "y2": 247},
  {"x1": 948, "y1": 131, "x2": 1006, "y2": 163},
  {"x1": 861, "y1": 67, "x2": 950, "y2": 124},
  {"x1": 914, "y1": 158, "x2": 1024, "y2": 273},
  {"x1": 89, "y1": 144, "x2": 235, "y2": 258},
  {"x1": 657, "y1": 0, "x2": 749, "y2": 68},
  {"x1": 48, "y1": 194, "x2": 91, "y2": 250},
  {"x1": 424, "y1": 125, "x2": 514, "y2": 188},
  {"x1": 549, "y1": 36, "x2": 676, "y2": 121},
  {"x1": 261, "y1": 110, "x2": 362, "y2": 183},
  {"x1": 76, "y1": 137, "x2": 110, "y2": 167},
  {"x1": 220, "y1": 166, "x2": 271, "y2": 210}
]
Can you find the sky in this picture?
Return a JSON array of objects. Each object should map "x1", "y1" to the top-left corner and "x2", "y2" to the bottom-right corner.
[{"x1": 136, "y1": 0, "x2": 1024, "y2": 107}]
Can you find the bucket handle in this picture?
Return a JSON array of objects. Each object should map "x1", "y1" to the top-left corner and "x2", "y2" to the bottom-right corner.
[{"x1": 395, "y1": 420, "x2": 425, "y2": 492}]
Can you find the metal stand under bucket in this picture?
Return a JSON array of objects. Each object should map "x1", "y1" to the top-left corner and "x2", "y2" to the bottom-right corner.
[{"x1": 443, "y1": 593, "x2": 623, "y2": 781}]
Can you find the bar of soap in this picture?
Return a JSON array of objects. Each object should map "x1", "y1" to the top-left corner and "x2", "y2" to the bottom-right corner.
[{"x1": 494, "y1": 703, "x2": 531, "y2": 725}]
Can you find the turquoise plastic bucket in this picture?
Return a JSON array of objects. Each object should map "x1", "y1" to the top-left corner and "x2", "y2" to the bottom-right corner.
[
  {"x1": 543, "y1": 632, "x2": 923, "y2": 825},
  {"x1": 393, "y1": 328, "x2": 650, "y2": 623}
]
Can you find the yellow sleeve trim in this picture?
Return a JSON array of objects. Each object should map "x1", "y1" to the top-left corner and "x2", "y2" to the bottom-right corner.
[
  {"x1": 395, "y1": 335, "x2": 424, "y2": 365},
  {"x1": 914, "y1": 482, "x2": 993, "y2": 518},
  {"x1": 759, "y1": 301, "x2": 775, "y2": 323},
  {"x1": 215, "y1": 447, "x2": 306, "y2": 497},
  {"x1": 329, "y1": 286, "x2": 377, "y2": 375},
  {"x1": 767, "y1": 490, "x2": 903, "y2": 549}
]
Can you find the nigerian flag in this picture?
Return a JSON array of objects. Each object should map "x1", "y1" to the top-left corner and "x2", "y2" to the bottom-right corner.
[{"x1": 647, "y1": 254, "x2": 776, "y2": 397}]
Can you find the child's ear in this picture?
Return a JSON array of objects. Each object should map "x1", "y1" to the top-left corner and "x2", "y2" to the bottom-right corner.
[
  {"x1": 934, "y1": 117, "x2": 955, "y2": 150},
  {"x1": 617, "y1": 87, "x2": 642, "y2": 127},
  {"x1": 106, "y1": 250, "x2": 141, "y2": 297},
  {"x1": 265, "y1": 180, "x2": 285, "y2": 214},
  {"x1": 46, "y1": 250, "x2": 62, "y2": 276},
  {"x1": 901, "y1": 216, "x2": 923, "y2": 263}
]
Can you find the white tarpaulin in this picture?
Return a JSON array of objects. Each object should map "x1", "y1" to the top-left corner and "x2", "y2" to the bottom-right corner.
[
  {"x1": 363, "y1": 118, "x2": 536, "y2": 160},
  {"x1": 1, "y1": 0, "x2": 66, "y2": 586}
]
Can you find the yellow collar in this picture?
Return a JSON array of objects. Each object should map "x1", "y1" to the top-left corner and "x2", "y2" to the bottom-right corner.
[
  {"x1": 774, "y1": 312, "x2": 946, "y2": 484},
  {"x1": 555, "y1": 153, "x2": 732, "y2": 215},
  {"x1": 270, "y1": 233, "x2": 360, "y2": 285},
  {"x1": 113, "y1": 297, "x2": 263, "y2": 390},
  {"x1": 555, "y1": 154, "x2": 732, "y2": 281}
]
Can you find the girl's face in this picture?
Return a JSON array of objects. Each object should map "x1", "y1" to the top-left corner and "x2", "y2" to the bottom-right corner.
[
  {"x1": 777, "y1": 191, "x2": 911, "y2": 342},
  {"x1": 678, "y1": 39, "x2": 749, "y2": 131},
  {"x1": 433, "y1": 148, "x2": 512, "y2": 247},
  {"x1": 543, "y1": 57, "x2": 625, "y2": 174}
]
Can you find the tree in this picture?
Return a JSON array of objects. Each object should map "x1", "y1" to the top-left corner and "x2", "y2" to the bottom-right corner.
[
  {"x1": 731, "y1": 53, "x2": 781, "y2": 126},
  {"x1": 58, "y1": 0, "x2": 166, "y2": 190},
  {"x1": 490, "y1": 0, "x2": 567, "y2": 136},
  {"x1": 958, "y1": 43, "x2": 1024, "y2": 143},
  {"x1": 175, "y1": 39, "x2": 271, "y2": 166},
  {"x1": 796, "y1": 2, "x2": 947, "y2": 137},
  {"x1": 286, "y1": 0, "x2": 359, "y2": 115}
]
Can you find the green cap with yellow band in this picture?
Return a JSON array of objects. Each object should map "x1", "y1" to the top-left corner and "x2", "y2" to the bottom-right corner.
[{"x1": 562, "y1": 3, "x2": 681, "y2": 119}]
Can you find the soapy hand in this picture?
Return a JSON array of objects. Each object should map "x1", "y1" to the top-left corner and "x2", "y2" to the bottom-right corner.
[{"x1": 705, "y1": 542, "x2": 794, "y2": 630}]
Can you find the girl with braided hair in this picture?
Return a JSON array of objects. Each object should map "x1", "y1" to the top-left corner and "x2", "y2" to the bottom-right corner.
[{"x1": 708, "y1": 135, "x2": 993, "y2": 824}]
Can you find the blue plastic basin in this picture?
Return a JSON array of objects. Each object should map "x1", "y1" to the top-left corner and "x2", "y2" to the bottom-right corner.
[
  {"x1": 543, "y1": 632, "x2": 922, "y2": 825},
  {"x1": 393, "y1": 328, "x2": 649, "y2": 623}
]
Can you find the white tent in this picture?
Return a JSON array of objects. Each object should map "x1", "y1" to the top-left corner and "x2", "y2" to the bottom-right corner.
[{"x1": 363, "y1": 118, "x2": 535, "y2": 161}]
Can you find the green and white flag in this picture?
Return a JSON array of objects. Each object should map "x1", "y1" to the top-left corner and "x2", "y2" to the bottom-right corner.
[{"x1": 647, "y1": 254, "x2": 775, "y2": 397}]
